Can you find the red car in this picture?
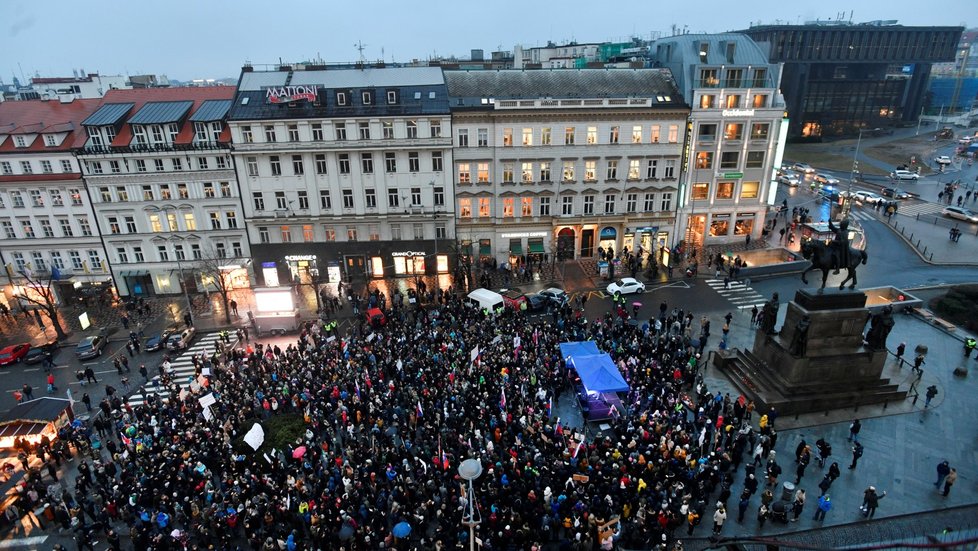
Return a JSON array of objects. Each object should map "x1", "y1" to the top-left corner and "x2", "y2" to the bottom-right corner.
[
  {"x1": 366, "y1": 308, "x2": 387, "y2": 328},
  {"x1": 0, "y1": 343, "x2": 31, "y2": 366}
]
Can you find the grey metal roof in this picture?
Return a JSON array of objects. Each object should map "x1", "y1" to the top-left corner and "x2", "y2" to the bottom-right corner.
[
  {"x1": 82, "y1": 102, "x2": 134, "y2": 126},
  {"x1": 444, "y1": 69, "x2": 684, "y2": 106},
  {"x1": 239, "y1": 71, "x2": 289, "y2": 91},
  {"x1": 189, "y1": 99, "x2": 232, "y2": 122},
  {"x1": 652, "y1": 34, "x2": 771, "y2": 67},
  {"x1": 0, "y1": 397, "x2": 71, "y2": 423},
  {"x1": 289, "y1": 67, "x2": 445, "y2": 88},
  {"x1": 128, "y1": 101, "x2": 194, "y2": 125}
]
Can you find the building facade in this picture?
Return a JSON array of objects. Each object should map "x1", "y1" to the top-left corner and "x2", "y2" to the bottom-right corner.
[
  {"x1": 0, "y1": 98, "x2": 109, "y2": 308},
  {"x1": 77, "y1": 87, "x2": 250, "y2": 298},
  {"x1": 227, "y1": 65, "x2": 455, "y2": 287},
  {"x1": 741, "y1": 22, "x2": 963, "y2": 138},
  {"x1": 654, "y1": 34, "x2": 787, "y2": 246},
  {"x1": 444, "y1": 69, "x2": 688, "y2": 268}
]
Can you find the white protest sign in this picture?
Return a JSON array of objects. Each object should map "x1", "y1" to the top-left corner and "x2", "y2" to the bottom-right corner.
[
  {"x1": 202, "y1": 406, "x2": 213, "y2": 421},
  {"x1": 470, "y1": 346, "x2": 479, "y2": 364},
  {"x1": 244, "y1": 423, "x2": 265, "y2": 451},
  {"x1": 198, "y1": 393, "x2": 217, "y2": 408}
]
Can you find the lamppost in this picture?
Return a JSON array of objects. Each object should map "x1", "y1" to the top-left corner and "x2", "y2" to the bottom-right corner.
[
  {"x1": 150, "y1": 205, "x2": 194, "y2": 326},
  {"x1": 844, "y1": 128, "x2": 880, "y2": 219},
  {"x1": 458, "y1": 458, "x2": 483, "y2": 551}
]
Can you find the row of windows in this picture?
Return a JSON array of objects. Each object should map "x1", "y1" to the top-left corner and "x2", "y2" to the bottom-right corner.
[
  {"x1": 84, "y1": 155, "x2": 228, "y2": 175},
  {"x1": 0, "y1": 188, "x2": 85, "y2": 209},
  {"x1": 251, "y1": 187, "x2": 446, "y2": 212},
  {"x1": 239, "y1": 119, "x2": 443, "y2": 144},
  {"x1": 115, "y1": 241, "x2": 243, "y2": 264},
  {"x1": 697, "y1": 93, "x2": 771, "y2": 110},
  {"x1": 457, "y1": 159, "x2": 678, "y2": 184},
  {"x1": 107, "y1": 210, "x2": 239, "y2": 235},
  {"x1": 93, "y1": 181, "x2": 233, "y2": 203},
  {"x1": 0, "y1": 216, "x2": 93, "y2": 240},
  {"x1": 456, "y1": 124, "x2": 681, "y2": 148},
  {"x1": 245, "y1": 150, "x2": 443, "y2": 178},
  {"x1": 0, "y1": 159, "x2": 74, "y2": 176},
  {"x1": 8, "y1": 250, "x2": 102, "y2": 274},
  {"x1": 696, "y1": 122, "x2": 770, "y2": 141},
  {"x1": 256, "y1": 223, "x2": 447, "y2": 245},
  {"x1": 694, "y1": 151, "x2": 767, "y2": 170},
  {"x1": 697, "y1": 67, "x2": 770, "y2": 89},
  {"x1": 8, "y1": 134, "x2": 61, "y2": 148},
  {"x1": 690, "y1": 181, "x2": 761, "y2": 201},
  {"x1": 87, "y1": 122, "x2": 223, "y2": 148},
  {"x1": 458, "y1": 192, "x2": 673, "y2": 218}
]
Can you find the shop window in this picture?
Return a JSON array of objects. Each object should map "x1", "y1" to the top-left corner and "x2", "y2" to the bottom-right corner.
[
  {"x1": 734, "y1": 217, "x2": 754, "y2": 235},
  {"x1": 371, "y1": 257, "x2": 384, "y2": 278},
  {"x1": 741, "y1": 182, "x2": 760, "y2": 199},
  {"x1": 709, "y1": 217, "x2": 730, "y2": 236},
  {"x1": 715, "y1": 181, "x2": 735, "y2": 200},
  {"x1": 436, "y1": 255, "x2": 449, "y2": 273}
]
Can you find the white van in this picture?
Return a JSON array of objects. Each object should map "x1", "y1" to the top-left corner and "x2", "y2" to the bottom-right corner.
[{"x1": 465, "y1": 288, "x2": 505, "y2": 312}]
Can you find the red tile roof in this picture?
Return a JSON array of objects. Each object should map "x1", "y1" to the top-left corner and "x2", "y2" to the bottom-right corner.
[
  {"x1": 95, "y1": 87, "x2": 236, "y2": 148},
  {"x1": 0, "y1": 98, "x2": 101, "y2": 154}
]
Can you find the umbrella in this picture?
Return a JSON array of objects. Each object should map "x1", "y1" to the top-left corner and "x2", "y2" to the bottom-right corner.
[
  {"x1": 338, "y1": 524, "x2": 355, "y2": 541},
  {"x1": 632, "y1": 302, "x2": 642, "y2": 308},
  {"x1": 393, "y1": 521, "x2": 412, "y2": 538},
  {"x1": 292, "y1": 446, "x2": 307, "y2": 459}
]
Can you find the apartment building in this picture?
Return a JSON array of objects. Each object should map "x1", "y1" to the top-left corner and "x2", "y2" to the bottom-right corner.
[
  {"x1": 76, "y1": 87, "x2": 249, "y2": 297},
  {"x1": 227, "y1": 65, "x2": 454, "y2": 286},
  {"x1": 444, "y1": 69, "x2": 689, "y2": 268}
]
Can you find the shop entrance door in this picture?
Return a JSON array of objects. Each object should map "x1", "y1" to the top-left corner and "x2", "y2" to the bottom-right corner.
[
  {"x1": 345, "y1": 255, "x2": 366, "y2": 279},
  {"x1": 580, "y1": 229, "x2": 594, "y2": 258}
]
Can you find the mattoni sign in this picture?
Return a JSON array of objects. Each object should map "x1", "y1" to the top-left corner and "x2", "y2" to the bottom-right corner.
[{"x1": 265, "y1": 85, "x2": 319, "y2": 104}]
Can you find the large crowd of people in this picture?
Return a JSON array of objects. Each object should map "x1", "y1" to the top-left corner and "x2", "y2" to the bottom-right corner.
[{"x1": 18, "y1": 288, "x2": 789, "y2": 550}]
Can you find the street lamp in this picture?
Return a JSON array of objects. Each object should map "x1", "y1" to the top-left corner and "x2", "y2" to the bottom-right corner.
[
  {"x1": 150, "y1": 205, "x2": 194, "y2": 326},
  {"x1": 844, "y1": 128, "x2": 880, "y2": 218},
  {"x1": 458, "y1": 458, "x2": 483, "y2": 551}
]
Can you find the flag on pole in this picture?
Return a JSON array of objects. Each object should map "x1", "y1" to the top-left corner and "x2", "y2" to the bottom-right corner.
[
  {"x1": 555, "y1": 417, "x2": 562, "y2": 437},
  {"x1": 416, "y1": 400, "x2": 423, "y2": 419},
  {"x1": 354, "y1": 379, "x2": 361, "y2": 399},
  {"x1": 572, "y1": 438, "x2": 583, "y2": 459},
  {"x1": 500, "y1": 387, "x2": 506, "y2": 411},
  {"x1": 547, "y1": 396, "x2": 553, "y2": 417}
]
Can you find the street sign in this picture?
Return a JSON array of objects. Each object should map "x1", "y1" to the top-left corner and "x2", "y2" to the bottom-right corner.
[{"x1": 722, "y1": 172, "x2": 744, "y2": 179}]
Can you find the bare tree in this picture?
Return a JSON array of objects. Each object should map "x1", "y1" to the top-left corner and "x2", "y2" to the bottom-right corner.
[
  {"x1": 195, "y1": 254, "x2": 243, "y2": 325},
  {"x1": 12, "y1": 269, "x2": 69, "y2": 340}
]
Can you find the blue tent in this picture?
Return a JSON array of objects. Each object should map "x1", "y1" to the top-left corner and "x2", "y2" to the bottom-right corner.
[
  {"x1": 559, "y1": 341, "x2": 600, "y2": 358},
  {"x1": 568, "y1": 354, "x2": 630, "y2": 393}
]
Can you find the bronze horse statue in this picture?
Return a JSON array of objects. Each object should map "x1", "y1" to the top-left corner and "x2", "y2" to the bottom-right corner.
[{"x1": 800, "y1": 240, "x2": 867, "y2": 290}]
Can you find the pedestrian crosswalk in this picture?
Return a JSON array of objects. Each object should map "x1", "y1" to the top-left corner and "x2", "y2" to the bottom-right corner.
[
  {"x1": 705, "y1": 279, "x2": 767, "y2": 311},
  {"x1": 126, "y1": 331, "x2": 237, "y2": 406},
  {"x1": 847, "y1": 209, "x2": 878, "y2": 222},
  {"x1": 893, "y1": 201, "x2": 946, "y2": 218}
]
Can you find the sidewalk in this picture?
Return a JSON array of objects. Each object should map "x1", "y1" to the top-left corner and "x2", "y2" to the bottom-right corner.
[{"x1": 884, "y1": 210, "x2": 978, "y2": 265}]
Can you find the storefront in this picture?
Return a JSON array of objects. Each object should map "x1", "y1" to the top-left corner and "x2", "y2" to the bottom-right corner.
[
  {"x1": 556, "y1": 228, "x2": 576, "y2": 260},
  {"x1": 598, "y1": 226, "x2": 618, "y2": 255},
  {"x1": 709, "y1": 213, "x2": 731, "y2": 238},
  {"x1": 285, "y1": 255, "x2": 319, "y2": 284},
  {"x1": 734, "y1": 213, "x2": 755, "y2": 236},
  {"x1": 499, "y1": 231, "x2": 549, "y2": 267}
]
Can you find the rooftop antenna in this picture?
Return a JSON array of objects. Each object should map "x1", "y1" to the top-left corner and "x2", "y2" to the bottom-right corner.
[{"x1": 355, "y1": 41, "x2": 368, "y2": 63}]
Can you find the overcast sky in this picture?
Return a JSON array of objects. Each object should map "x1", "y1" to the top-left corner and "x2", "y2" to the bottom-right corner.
[{"x1": 1, "y1": 0, "x2": 971, "y2": 83}]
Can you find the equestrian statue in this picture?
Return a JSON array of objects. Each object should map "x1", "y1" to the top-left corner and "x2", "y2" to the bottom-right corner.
[{"x1": 800, "y1": 219, "x2": 868, "y2": 290}]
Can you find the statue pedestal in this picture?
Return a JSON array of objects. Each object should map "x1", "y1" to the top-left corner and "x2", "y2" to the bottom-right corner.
[{"x1": 717, "y1": 289, "x2": 908, "y2": 415}]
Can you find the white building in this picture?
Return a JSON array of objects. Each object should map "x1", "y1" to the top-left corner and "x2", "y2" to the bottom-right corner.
[
  {"x1": 77, "y1": 87, "x2": 250, "y2": 297},
  {"x1": 227, "y1": 65, "x2": 455, "y2": 286},
  {"x1": 513, "y1": 42, "x2": 602, "y2": 69},
  {"x1": 444, "y1": 69, "x2": 689, "y2": 268},
  {"x1": 29, "y1": 73, "x2": 131, "y2": 101},
  {"x1": 0, "y1": 97, "x2": 110, "y2": 307},
  {"x1": 653, "y1": 34, "x2": 788, "y2": 246}
]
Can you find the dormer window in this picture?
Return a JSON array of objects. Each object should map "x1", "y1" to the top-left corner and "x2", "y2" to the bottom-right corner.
[
  {"x1": 336, "y1": 92, "x2": 347, "y2": 106},
  {"x1": 105, "y1": 126, "x2": 117, "y2": 142},
  {"x1": 151, "y1": 125, "x2": 165, "y2": 144},
  {"x1": 387, "y1": 90, "x2": 398, "y2": 104},
  {"x1": 209, "y1": 122, "x2": 222, "y2": 142},
  {"x1": 362, "y1": 91, "x2": 373, "y2": 105},
  {"x1": 14, "y1": 136, "x2": 26, "y2": 148},
  {"x1": 87, "y1": 127, "x2": 104, "y2": 147},
  {"x1": 194, "y1": 122, "x2": 208, "y2": 142},
  {"x1": 133, "y1": 125, "x2": 148, "y2": 145},
  {"x1": 168, "y1": 123, "x2": 179, "y2": 142},
  {"x1": 44, "y1": 135, "x2": 57, "y2": 147}
]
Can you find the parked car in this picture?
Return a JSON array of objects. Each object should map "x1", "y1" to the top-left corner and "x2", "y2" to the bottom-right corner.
[
  {"x1": 145, "y1": 325, "x2": 180, "y2": 352},
  {"x1": 881, "y1": 187, "x2": 911, "y2": 199},
  {"x1": 942, "y1": 206, "x2": 978, "y2": 223},
  {"x1": 607, "y1": 277, "x2": 646, "y2": 296},
  {"x1": 24, "y1": 342, "x2": 58, "y2": 365},
  {"x1": 537, "y1": 287, "x2": 569, "y2": 307},
  {"x1": 778, "y1": 172, "x2": 801, "y2": 186},
  {"x1": 814, "y1": 173, "x2": 840, "y2": 186},
  {"x1": 166, "y1": 327, "x2": 197, "y2": 351},
  {"x1": 791, "y1": 162, "x2": 816, "y2": 174},
  {"x1": 935, "y1": 155, "x2": 953, "y2": 165},
  {"x1": 76, "y1": 336, "x2": 107, "y2": 360},
  {"x1": 958, "y1": 136, "x2": 974, "y2": 145},
  {"x1": 0, "y1": 344, "x2": 30, "y2": 366},
  {"x1": 890, "y1": 169, "x2": 919, "y2": 180},
  {"x1": 525, "y1": 294, "x2": 550, "y2": 312},
  {"x1": 851, "y1": 191, "x2": 884, "y2": 204},
  {"x1": 500, "y1": 289, "x2": 529, "y2": 310}
]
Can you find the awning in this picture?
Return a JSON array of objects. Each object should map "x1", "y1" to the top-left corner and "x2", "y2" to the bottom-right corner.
[
  {"x1": 479, "y1": 245, "x2": 492, "y2": 255},
  {"x1": 0, "y1": 422, "x2": 47, "y2": 439},
  {"x1": 510, "y1": 243, "x2": 523, "y2": 255},
  {"x1": 528, "y1": 242, "x2": 545, "y2": 254}
]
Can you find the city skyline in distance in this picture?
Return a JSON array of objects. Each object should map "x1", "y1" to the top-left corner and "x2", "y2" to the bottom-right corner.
[{"x1": 1, "y1": 0, "x2": 971, "y2": 83}]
